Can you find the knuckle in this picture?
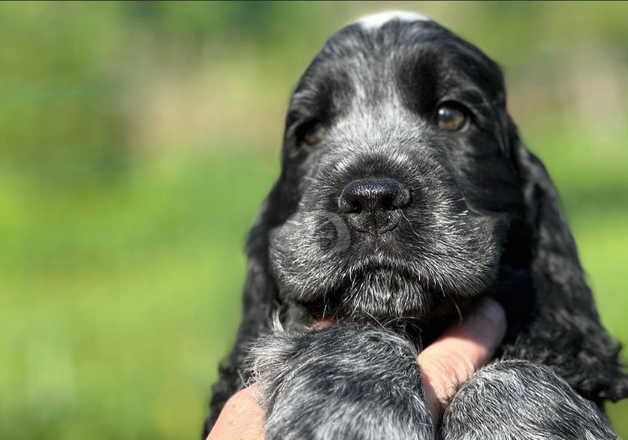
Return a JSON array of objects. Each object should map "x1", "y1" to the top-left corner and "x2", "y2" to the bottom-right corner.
[{"x1": 422, "y1": 351, "x2": 476, "y2": 400}]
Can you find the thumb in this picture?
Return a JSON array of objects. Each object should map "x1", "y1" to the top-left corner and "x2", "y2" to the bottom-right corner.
[
  {"x1": 418, "y1": 298, "x2": 506, "y2": 425},
  {"x1": 206, "y1": 384, "x2": 265, "y2": 440}
]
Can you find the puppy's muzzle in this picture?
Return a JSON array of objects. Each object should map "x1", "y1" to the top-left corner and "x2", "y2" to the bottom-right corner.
[{"x1": 337, "y1": 177, "x2": 412, "y2": 234}]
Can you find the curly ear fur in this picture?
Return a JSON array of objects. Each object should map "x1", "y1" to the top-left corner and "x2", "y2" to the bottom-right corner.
[{"x1": 502, "y1": 121, "x2": 628, "y2": 403}]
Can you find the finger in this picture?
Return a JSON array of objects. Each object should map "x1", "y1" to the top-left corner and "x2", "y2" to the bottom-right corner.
[
  {"x1": 418, "y1": 298, "x2": 506, "y2": 424},
  {"x1": 206, "y1": 384, "x2": 265, "y2": 440}
]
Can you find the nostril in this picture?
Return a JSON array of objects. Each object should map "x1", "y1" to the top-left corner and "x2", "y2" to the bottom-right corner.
[
  {"x1": 392, "y1": 186, "x2": 412, "y2": 209},
  {"x1": 337, "y1": 178, "x2": 411, "y2": 214},
  {"x1": 338, "y1": 193, "x2": 361, "y2": 213}
]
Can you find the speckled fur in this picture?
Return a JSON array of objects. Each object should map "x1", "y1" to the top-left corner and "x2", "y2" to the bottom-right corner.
[{"x1": 203, "y1": 13, "x2": 628, "y2": 439}]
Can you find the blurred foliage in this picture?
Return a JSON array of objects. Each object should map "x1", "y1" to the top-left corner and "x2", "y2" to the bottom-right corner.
[{"x1": 0, "y1": 2, "x2": 627, "y2": 439}]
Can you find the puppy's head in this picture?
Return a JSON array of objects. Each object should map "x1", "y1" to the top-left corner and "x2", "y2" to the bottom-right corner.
[{"x1": 267, "y1": 12, "x2": 526, "y2": 322}]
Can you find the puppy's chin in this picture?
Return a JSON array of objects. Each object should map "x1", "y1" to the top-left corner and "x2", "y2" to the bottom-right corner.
[
  {"x1": 302, "y1": 267, "x2": 475, "y2": 326},
  {"x1": 337, "y1": 269, "x2": 429, "y2": 320}
]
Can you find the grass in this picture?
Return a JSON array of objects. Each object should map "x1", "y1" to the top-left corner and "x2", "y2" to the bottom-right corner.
[
  {"x1": 0, "y1": 150, "x2": 277, "y2": 439},
  {"x1": 0, "y1": 137, "x2": 627, "y2": 438}
]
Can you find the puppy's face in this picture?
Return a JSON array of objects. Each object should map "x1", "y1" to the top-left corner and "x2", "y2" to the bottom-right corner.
[{"x1": 269, "y1": 13, "x2": 524, "y2": 322}]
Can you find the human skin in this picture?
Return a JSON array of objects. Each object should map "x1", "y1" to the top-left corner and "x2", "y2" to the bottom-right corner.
[{"x1": 207, "y1": 298, "x2": 506, "y2": 440}]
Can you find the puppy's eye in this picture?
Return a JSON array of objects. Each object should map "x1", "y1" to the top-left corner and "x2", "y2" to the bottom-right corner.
[
  {"x1": 436, "y1": 103, "x2": 469, "y2": 131},
  {"x1": 299, "y1": 120, "x2": 327, "y2": 146}
]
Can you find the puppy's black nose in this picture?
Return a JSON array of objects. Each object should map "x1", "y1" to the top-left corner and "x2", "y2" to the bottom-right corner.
[
  {"x1": 338, "y1": 178, "x2": 411, "y2": 233},
  {"x1": 338, "y1": 178, "x2": 411, "y2": 213}
]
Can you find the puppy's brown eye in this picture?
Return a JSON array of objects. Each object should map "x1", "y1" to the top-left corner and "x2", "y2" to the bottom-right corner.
[
  {"x1": 300, "y1": 121, "x2": 327, "y2": 146},
  {"x1": 436, "y1": 103, "x2": 469, "y2": 131}
]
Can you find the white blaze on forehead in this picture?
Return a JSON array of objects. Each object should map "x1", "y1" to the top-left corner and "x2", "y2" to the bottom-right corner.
[{"x1": 356, "y1": 10, "x2": 429, "y2": 30}]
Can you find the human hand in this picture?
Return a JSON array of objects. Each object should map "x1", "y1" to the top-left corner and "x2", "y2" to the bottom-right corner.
[
  {"x1": 207, "y1": 383, "x2": 265, "y2": 440},
  {"x1": 207, "y1": 298, "x2": 506, "y2": 439},
  {"x1": 418, "y1": 298, "x2": 506, "y2": 423}
]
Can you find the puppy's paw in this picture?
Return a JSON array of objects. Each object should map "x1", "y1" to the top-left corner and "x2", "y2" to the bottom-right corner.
[
  {"x1": 251, "y1": 323, "x2": 434, "y2": 440},
  {"x1": 442, "y1": 360, "x2": 618, "y2": 440}
]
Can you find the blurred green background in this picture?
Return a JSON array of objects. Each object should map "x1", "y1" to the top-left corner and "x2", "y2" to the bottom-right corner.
[{"x1": 1, "y1": 1, "x2": 627, "y2": 438}]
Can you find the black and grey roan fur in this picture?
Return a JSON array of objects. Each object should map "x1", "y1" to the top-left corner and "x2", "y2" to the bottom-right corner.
[{"x1": 203, "y1": 12, "x2": 628, "y2": 439}]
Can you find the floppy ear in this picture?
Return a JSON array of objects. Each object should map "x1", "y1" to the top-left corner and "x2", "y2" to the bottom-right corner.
[{"x1": 507, "y1": 120, "x2": 628, "y2": 402}]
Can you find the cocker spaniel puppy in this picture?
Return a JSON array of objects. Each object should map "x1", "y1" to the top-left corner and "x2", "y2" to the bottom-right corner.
[{"x1": 204, "y1": 11, "x2": 628, "y2": 439}]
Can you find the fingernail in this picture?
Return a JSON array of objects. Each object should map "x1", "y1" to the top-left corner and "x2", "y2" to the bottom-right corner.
[
  {"x1": 311, "y1": 318, "x2": 336, "y2": 330},
  {"x1": 472, "y1": 298, "x2": 507, "y2": 332}
]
